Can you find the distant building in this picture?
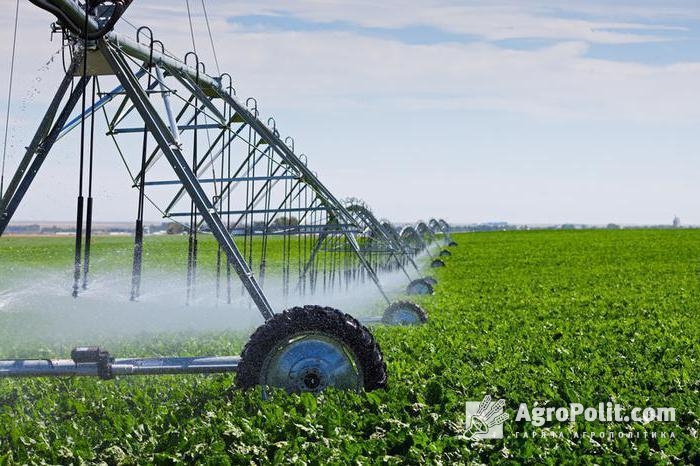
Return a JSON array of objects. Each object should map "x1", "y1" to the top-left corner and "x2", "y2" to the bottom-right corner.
[{"x1": 673, "y1": 216, "x2": 681, "y2": 228}]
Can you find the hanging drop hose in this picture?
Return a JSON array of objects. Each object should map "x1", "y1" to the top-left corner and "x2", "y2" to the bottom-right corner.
[
  {"x1": 303, "y1": 186, "x2": 309, "y2": 295},
  {"x1": 328, "y1": 234, "x2": 334, "y2": 293},
  {"x1": 225, "y1": 86, "x2": 233, "y2": 304},
  {"x1": 130, "y1": 27, "x2": 155, "y2": 301},
  {"x1": 258, "y1": 118, "x2": 276, "y2": 289},
  {"x1": 81, "y1": 77, "x2": 97, "y2": 290},
  {"x1": 296, "y1": 184, "x2": 301, "y2": 294},
  {"x1": 249, "y1": 145, "x2": 256, "y2": 276},
  {"x1": 185, "y1": 53, "x2": 202, "y2": 305},
  {"x1": 241, "y1": 99, "x2": 257, "y2": 297},
  {"x1": 72, "y1": 4, "x2": 92, "y2": 299},
  {"x1": 213, "y1": 74, "x2": 235, "y2": 302},
  {"x1": 322, "y1": 217, "x2": 328, "y2": 293},
  {"x1": 247, "y1": 118, "x2": 257, "y2": 282},
  {"x1": 281, "y1": 178, "x2": 287, "y2": 296},
  {"x1": 331, "y1": 235, "x2": 338, "y2": 292},
  {"x1": 215, "y1": 109, "x2": 226, "y2": 300},
  {"x1": 259, "y1": 151, "x2": 273, "y2": 287},
  {"x1": 215, "y1": 76, "x2": 232, "y2": 301}
]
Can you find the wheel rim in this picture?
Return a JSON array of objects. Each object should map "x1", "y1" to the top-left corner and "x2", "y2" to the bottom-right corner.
[
  {"x1": 424, "y1": 277, "x2": 437, "y2": 286},
  {"x1": 260, "y1": 332, "x2": 363, "y2": 394},
  {"x1": 407, "y1": 280, "x2": 432, "y2": 295},
  {"x1": 385, "y1": 306, "x2": 422, "y2": 325}
]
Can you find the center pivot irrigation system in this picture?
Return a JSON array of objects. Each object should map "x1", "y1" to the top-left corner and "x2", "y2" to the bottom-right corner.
[{"x1": 0, "y1": 0, "x2": 455, "y2": 394}]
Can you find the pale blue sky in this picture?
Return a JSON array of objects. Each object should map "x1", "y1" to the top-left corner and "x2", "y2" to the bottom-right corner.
[{"x1": 1, "y1": 0, "x2": 699, "y2": 225}]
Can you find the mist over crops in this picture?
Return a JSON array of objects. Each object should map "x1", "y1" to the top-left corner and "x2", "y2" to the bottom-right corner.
[{"x1": 0, "y1": 237, "x2": 426, "y2": 346}]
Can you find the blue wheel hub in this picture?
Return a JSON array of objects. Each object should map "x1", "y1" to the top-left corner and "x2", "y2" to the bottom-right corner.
[{"x1": 260, "y1": 333, "x2": 363, "y2": 394}]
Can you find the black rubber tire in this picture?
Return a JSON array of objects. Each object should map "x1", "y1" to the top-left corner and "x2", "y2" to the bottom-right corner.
[
  {"x1": 448, "y1": 241, "x2": 458, "y2": 247},
  {"x1": 382, "y1": 301, "x2": 428, "y2": 325},
  {"x1": 431, "y1": 259, "x2": 446, "y2": 268},
  {"x1": 237, "y1": 305, "x2": 387, "y2": 392},
  {"x1": 423, "y1": 276, "x2": 438, "y2": 286},
  {"x1": 439, "y1": 249, "x2": 452, "y2": 257},
  {"x1": 406, "y1": 278, "x2": 434, "y2": 296}
]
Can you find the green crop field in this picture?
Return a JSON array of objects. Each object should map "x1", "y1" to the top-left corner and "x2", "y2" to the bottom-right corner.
[
  {"x1": 0, "y1": 234, "x2": 310, "y2": 274},
  {"x1": 0, "y1": 230, "x2": 699, "y2": 464}
]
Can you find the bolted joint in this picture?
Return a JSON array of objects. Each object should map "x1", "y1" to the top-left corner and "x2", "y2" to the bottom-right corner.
[{"x1": 71, "y1": 346, "x2": 114, "y2": 380}]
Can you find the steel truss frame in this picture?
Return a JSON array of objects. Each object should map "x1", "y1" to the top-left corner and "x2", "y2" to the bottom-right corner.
[
  {"x1": 343, "y1": 199, "x2": 422, "y2": 281},
  {"x1": 0, "y1": 19, "x2": 395, "y2": 320},
  {"x1": 0, "y1": 0, "x2": 451, "y2": 382}
]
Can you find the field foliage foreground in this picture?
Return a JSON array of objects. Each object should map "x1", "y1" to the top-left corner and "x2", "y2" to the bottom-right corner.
[{"x1": 0, "y1": 230, "x2": 699, "y2": 464}]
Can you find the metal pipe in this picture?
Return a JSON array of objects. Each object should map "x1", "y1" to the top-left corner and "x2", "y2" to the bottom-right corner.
[
  {"x1": 143, "y1": 175, "x2": 297, "y2": 187},
  {"x1": 111, "y1": 356, "x2": 240, "y2": 376},
  {"x1": 244, "y1": 229, "x2": 362, "y2": 237},
  {"x1": 0, "y1": 356, "x2": 240, "y2": 378},
  {"x1": 169, "y1": 206, "x2": 329, "y2": 217},
  {"x1": 0, "y1": 359, "x2": 101, "y2": 377},
  {"x1": 111, "y1": 123, "x2": 221, "y2": 134}
]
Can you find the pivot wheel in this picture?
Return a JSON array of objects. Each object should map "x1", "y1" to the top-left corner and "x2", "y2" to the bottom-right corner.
[
  {"x1": 431, "y1": 259, "x2": 446, "y2": 268},
  {"x1": 237, "y1": 306, "x2": 387, "y2": 394},
  {"x1": 423, "y1": 276, "x2": 438, "y2": 286},
  {"x1": 382, "y1": 301, "x2": 428, "y2": 326},
  {"x1": 439, "y1": 249, "x2": 452, "y2": 257},
  {"x1": 406, "y1": 278, "x2": 434, "y2": 296},
  {"x1": 448, "y1": 241, "x2": 458, "y2": 247}
]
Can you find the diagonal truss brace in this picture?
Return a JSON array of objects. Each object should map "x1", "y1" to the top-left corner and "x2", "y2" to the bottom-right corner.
[{"x1": 0, "y1": 59, "x2": 87, "y2": 236}]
